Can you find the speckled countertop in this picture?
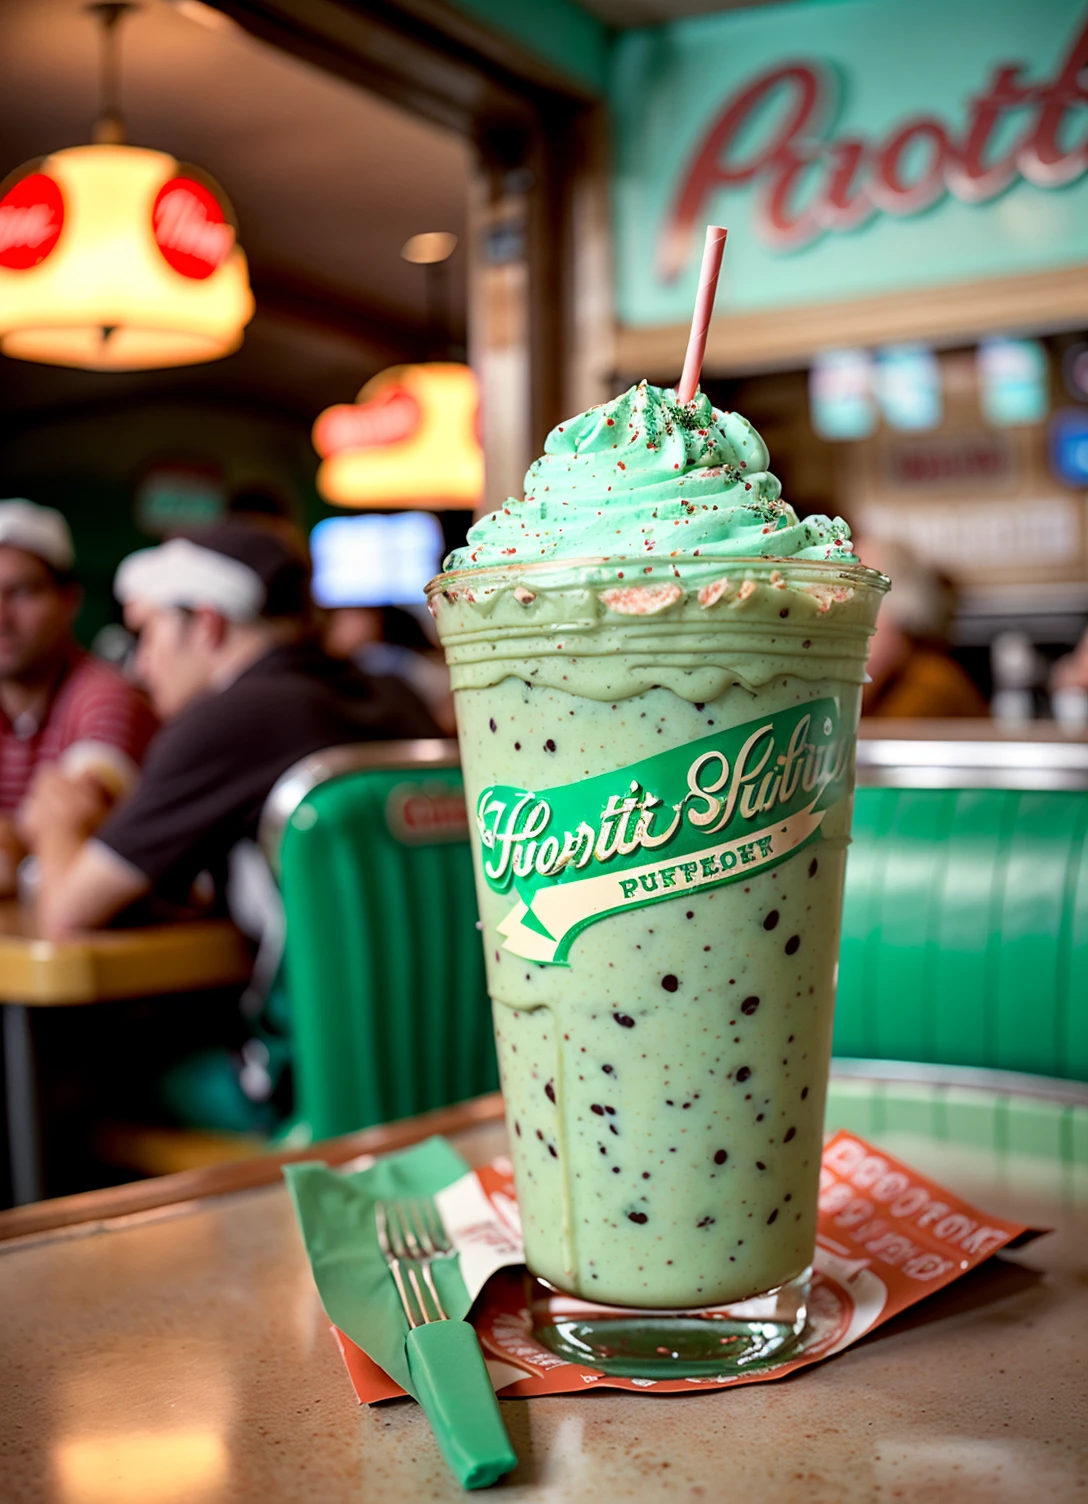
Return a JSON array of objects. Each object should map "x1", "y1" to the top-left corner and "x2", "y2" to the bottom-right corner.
[{"x1": 1, "y1": 1116, "x2": 1085, "y2": 1503}]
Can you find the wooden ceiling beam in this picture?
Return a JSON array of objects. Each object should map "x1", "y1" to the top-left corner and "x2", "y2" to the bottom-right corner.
[
  {"x1": 207, "y1": 0, "x2": 544, "y2": 138},
  {"x1": 250, "y1": 265, "x2": 453, "y2": 359}
]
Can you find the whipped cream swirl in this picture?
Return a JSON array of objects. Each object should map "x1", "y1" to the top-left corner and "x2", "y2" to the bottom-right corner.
[{"x1": 445, "y1": 381, "x2": 854, "y2": 570}]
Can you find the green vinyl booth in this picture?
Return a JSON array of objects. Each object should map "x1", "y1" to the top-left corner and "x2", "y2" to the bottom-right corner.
[
  {"x1": 261, "y1": 741, "x2": 498, "y2": 1144},
  {"x1": 265, "y1": 731, "x2": 1087, "y2": 1148},
  {"x1": 835, "y1": 734, "x2": 1088, "y2": 1083}
]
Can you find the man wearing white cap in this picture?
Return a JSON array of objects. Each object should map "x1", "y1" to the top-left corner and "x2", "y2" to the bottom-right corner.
[
  {"x1": 24, "y1": 520, "x2": 436, "y2": 937},
  {"x1": 0, "y1": 499, "x2": 158, "y2": 894}
]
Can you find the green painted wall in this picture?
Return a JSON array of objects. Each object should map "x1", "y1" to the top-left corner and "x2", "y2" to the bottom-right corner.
[
  {"x1": 439, "y1": 0, "x2": 882, "y2": 98},
  {"x1": 0, "y1": 402, "x2": 324, "y2": 648},
  {"x1": 442, "y1": 0, "x2": 611, "y2": 95}
]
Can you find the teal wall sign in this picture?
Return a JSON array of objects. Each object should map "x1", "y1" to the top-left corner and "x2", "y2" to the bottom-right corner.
[{"x1": 612, "y1": 0, "x2": 1088, "y2": 327}]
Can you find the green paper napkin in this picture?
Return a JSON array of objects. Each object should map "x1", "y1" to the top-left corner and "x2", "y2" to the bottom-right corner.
[{"x1": 284, "y1": 1138, "x2": 516, "y2": 1488}]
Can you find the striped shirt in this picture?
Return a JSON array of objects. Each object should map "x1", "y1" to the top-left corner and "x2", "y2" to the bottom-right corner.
[{"x1": 0, "y1": 647, "x2": 159, "y2": 813}]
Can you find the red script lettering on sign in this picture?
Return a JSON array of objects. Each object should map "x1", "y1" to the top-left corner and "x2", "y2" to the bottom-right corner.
[
  {"x1": 313, "y1": 387, "x2": 423, "y2": 458},
  {"x1": 660, "y1": 14, "x2": 1088, "y2": 275},
  {"x1": 0, "y1": 173, "x2": 64, "y2": 271},
  {"x1": 153, "y1": 177, "x2": 234, "y2": 280}
]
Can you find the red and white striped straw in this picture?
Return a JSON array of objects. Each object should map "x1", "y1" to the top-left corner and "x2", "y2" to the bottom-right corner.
[{"x1": 676, "y1": 225, "x2": 727, "y2": 406}]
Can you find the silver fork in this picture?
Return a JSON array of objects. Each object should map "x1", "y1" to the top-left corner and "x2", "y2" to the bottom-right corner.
[{"x1": 375, "y1": 1198, "x2": 456, "y2": 1327}]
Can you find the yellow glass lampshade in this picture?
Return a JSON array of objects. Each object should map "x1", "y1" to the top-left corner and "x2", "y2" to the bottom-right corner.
[
  {"x1": 0, "y1": 144, "x2": 254, "y2": 370},
  {"x1": 314, "y1": 362, "x2": 484, "y2": 510}
]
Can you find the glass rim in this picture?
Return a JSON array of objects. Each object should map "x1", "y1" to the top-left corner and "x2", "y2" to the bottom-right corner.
[{"x1": 426, "y1": 554, "x2": 890, "y2": 596}]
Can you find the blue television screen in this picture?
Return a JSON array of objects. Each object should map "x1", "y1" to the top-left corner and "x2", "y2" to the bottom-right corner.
[{"x1": 310, "y1": 512, "x2": 445, "y2": 608}]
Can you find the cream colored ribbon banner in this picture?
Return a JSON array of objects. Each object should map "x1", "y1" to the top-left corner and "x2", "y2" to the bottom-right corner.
[{"x1": 496, "y1": 802, "x2": 825, "y2": 964}]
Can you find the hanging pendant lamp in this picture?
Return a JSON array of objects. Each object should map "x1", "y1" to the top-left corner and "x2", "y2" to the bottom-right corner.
[{"x1": 0, "y1": 3, "x2": 254, "y2": 371}]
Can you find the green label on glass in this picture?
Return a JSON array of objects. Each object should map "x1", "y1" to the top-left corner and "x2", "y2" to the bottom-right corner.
[{"x1": 476, "y1": 698, "x2": 851, "y2": 965}]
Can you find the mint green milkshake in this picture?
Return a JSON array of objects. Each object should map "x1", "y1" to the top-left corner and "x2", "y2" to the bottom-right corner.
[{"x1": 429, "y1": 381, "x2": 886, "y2": 1371}]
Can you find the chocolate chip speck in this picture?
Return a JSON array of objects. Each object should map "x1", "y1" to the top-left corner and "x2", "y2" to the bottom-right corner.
[
  {"x1": 714, "y1": 1149, "x2": 728, "y2": 1165},
  {"x1": 544, "y1": 1081, "x2": 556, "y2": 1103},
  {"x1": 591, "y1": 1103, "x2": 605, "y2": 1116},
  {"x1": 785, "y1": 935, "x2": 800, "y2": 955},
  {"x1": 614, "y1": 1012, "x2": 636, "y2": 1028},
  {"x1": 740, "y1": 995, "x2": 760, "y2": 1015},
  {"x1": 544, "y1": 738, "x2": 556, "y2": 753},
  {"x1": 661, "y1": 974, "x2": 679, "y2": 993},
  {"x1": 784, "y1": 1126, "x2": 796, "y2": 1142},
  {"x1": 627, "y1": 1210, "x2": 648, "y2": 1225},
  {"x1": 763, "y1": 910, "x2": 780, "y2": 930},
  {"x1": 767, "y1": 1208, "x2": 779, "y2": 1225},
  {"x1": 489, "y1": 718, "x2": 497, "y2": 732},
  {"x1": 736, "y1": 1066, "x2": 752, "y2": 1083},
  {"x1": 809, "y1": 857, "x2": 818, "y2": 877}
]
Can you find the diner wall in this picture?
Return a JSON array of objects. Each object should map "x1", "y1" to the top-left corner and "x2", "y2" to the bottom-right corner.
[{"x1": 0, "y1": 400, "x2": 322, "y2": 646}]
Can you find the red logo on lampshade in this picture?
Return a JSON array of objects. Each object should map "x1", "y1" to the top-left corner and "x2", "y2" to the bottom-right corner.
[
  {"x1": 153, "y1": 177, "x2": 235, "y2": 280},
  {"x1": 313, "y1": 386, "x2": 422, "y2": 458},
  {"x1": 0, "y1": 173, "x2": 64, "y2": 271}
]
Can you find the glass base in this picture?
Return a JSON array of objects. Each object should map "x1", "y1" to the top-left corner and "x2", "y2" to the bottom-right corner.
[{"x1": 528, "y1": 1268, "x2": 810, "y2": 1379}]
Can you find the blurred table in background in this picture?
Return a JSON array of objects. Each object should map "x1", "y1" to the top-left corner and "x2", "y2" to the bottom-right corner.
[
  {"x1": 0, "y1": 903, "x2": 253, "y2": 1005},
  {"x1": 0, "y1": 901, "x2": 253, "y2": 1207},
  {"x1": 0, "y1": 1077, "x2": 1084, "y2": 1504}
]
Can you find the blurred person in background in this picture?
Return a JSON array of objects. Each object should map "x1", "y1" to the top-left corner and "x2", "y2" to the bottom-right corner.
[
  {"x1": 0, "y1": 499, "x2": 158, "y2": 896},
  {"x1": 856, "y1": 536, "x2": 988, "y2": 719},
  {"x1": 323, "y1": 602, "x2": 455, "y2": 734},
  {"x1": 85, "y1": 482, "x2": 313, "y2": 684},
  {"x1": 1050, "y1": 625, "x2": 1088, "y2": 728},
  {"x1": 21, "y1": 519, "x2": 437, "y2": 937}
]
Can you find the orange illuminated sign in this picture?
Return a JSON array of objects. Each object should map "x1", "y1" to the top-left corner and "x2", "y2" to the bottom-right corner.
[{"x1": 313, "y1": 362, "x2": 484, "y2": 511}]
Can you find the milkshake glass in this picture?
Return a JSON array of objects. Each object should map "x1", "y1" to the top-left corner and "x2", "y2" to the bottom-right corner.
[{"x1": 428, "y1": 381, "x2": 887, "y2": 1375}]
